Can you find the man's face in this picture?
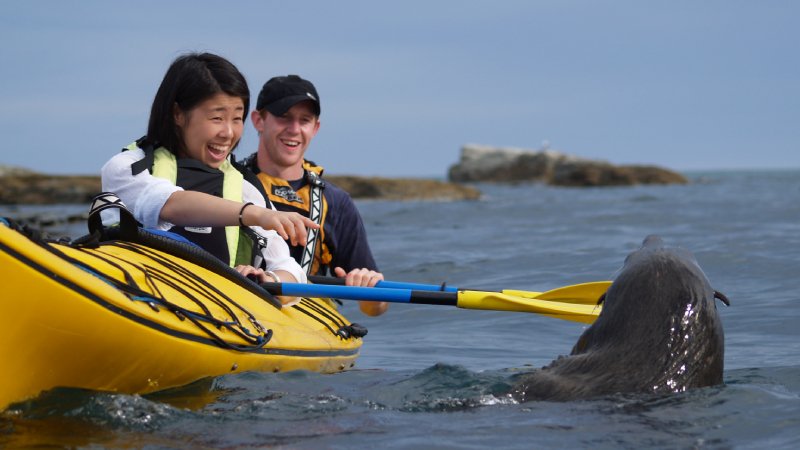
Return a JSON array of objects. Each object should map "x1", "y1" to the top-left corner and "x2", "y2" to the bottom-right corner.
[{"x1": 253, "y1": 101, "x2": 320, "y2": 175}]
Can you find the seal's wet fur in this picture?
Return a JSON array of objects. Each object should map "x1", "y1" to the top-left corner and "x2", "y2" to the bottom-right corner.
[{"x1": 512, "y1": 236, "x2": 729, "y2": 402}]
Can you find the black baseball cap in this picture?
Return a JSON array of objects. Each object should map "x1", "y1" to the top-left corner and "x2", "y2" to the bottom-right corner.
[{"x1": 255, "y1": 75, "x2": 321, "y2": 116}]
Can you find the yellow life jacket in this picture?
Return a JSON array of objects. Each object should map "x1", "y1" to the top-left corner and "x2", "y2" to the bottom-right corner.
[{"x1": 256, "y1": 160, "x2": 332, "y2": 275}]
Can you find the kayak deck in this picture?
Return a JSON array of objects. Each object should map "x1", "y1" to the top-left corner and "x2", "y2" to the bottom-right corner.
[{"x1": 0, "y1": 220, "x2": 363, "y2": 410}]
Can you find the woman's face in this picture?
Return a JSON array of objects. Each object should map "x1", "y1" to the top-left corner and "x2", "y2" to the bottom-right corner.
[{"x1": 174, "y1": 93, "x2": 245, "y2": 168}]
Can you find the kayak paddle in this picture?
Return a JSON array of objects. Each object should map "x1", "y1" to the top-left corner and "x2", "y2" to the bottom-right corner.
[
  {"x1": 307, "y1": 275, "x2": 611, "y2": 306},
  {"x1": 260, "y1": 281, "x2": 606, "y2": 324}
]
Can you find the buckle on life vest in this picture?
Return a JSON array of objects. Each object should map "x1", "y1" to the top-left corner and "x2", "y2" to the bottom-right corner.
[{"x1": 305, "y1": 170, "x2": 326, "y2": 189}]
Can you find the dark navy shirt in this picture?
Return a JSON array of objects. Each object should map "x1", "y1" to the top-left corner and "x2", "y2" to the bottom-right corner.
[{"x1": 282, "y1": 176, "x2": 379, "y2": 275}]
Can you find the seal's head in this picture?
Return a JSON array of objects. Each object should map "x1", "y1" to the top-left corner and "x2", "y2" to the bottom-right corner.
[{"x1": 513, "y1": 235, "x2": 729, "y2": 402}]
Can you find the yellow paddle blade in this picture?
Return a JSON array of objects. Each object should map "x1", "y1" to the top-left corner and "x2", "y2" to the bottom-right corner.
[
  {"x1": 514, "y1": 281, "x2": 612, "y2": 304},
  {"x1": 456, "y1": 288, "x2": 606, "y2": 324}
]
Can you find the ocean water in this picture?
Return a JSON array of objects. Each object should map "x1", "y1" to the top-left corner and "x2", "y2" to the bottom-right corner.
[{"x1": 1, "y1": 170, "x2": 799, "y2": 449}]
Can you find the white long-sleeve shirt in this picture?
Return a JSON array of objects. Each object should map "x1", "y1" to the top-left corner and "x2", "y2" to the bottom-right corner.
[{"x1": 101, "y1": 148, "x2": 306, "y2": 283}]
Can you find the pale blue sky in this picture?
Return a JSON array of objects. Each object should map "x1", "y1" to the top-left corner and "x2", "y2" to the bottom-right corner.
[{"x1": 1, "y1": 1, "x2": 797, "y2": 177}]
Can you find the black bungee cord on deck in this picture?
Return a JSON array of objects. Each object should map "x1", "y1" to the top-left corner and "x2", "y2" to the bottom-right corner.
[
  {"x1": 85, "y1": 241, "x2": 274, "y2": 350},
  {"x1": 23, "y1": 229, "x2": 274, "y2": 351}
]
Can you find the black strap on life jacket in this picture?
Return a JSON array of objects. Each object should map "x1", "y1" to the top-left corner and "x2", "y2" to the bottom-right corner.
[
  {"x1": 129, "y1": 136, "x2": 155, "y2": 176},
  {"x1": 299, "y1": 169, "x2": 325, "y2": 275}
]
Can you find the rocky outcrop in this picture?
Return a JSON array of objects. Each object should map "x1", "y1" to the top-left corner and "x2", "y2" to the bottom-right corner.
[
  {"x1": 325, "y1": 176, "x2": 480, "y2": 201},
  {"x1": 0, "y1": 165, "x2": 481, "y2": 205},
  {"x1": 0, "y1": 171, "x2": 102, "y2": 205},
  {"x1": 551, "y1": 161, "x2": 689, "y2": 187},
  {"x1": 448, "y1": 144, "x2": 688, "y2": 186}
]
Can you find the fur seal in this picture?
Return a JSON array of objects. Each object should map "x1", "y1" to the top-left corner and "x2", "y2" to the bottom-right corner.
[{"x1": 512, "y1": 235, "x2": 729, "y2": 402}]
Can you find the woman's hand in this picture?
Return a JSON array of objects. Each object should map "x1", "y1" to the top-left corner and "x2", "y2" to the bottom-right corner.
[
  {"x1": 235, "y1": 265, "x2": 270, "y2": 282},
  {"x1": 242, "y1": 206, "x2": 319, "y2": 246},
  {"x1": 334, "y1": 267, "x2": 389, "y2": 317},
  {"x1": 235, "y1": 265, "x2": 300, "y2": 306}
]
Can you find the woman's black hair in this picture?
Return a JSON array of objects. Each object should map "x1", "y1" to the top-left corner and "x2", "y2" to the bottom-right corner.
[{"x1": 146, "y1": 52, "x2": 250, "y2": 154}]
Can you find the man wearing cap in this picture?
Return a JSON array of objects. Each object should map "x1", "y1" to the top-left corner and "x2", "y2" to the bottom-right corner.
[{"x1": 244, "y1": 75, "x2": 388, "y2": 317}]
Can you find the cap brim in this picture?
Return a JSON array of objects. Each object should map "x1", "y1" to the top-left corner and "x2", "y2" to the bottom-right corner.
[{"x1": 264, "y1": 95, "x2": 320, "y2": 116}]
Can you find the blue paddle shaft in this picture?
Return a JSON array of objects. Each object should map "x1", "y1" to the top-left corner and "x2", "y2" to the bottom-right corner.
[{"x1": 259, "y1": 282, "x2": 457, "y2": 306}]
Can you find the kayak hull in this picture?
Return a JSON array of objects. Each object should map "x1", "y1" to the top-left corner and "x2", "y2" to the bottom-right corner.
[{"x1": 0, "y1": 221, "x2": 362, "y2": 410}]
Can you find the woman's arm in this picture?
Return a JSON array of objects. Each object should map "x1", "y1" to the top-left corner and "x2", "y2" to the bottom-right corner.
[{"x1": 160, "y1": 190, "x2": 317, "y2": 247}]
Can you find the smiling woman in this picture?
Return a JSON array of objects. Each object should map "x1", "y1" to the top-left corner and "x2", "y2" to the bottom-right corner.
[{"x1": 100, "y1": 52, "x2": 319, "y2": 293}]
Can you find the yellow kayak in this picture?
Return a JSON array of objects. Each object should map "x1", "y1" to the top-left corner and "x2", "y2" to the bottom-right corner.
[{"x1": 0, "y1": 218, "x2": 363, "y2": 411}]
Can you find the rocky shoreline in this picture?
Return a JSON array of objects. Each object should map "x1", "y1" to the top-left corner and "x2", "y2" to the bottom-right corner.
[
  {"x1": 0, "y1": 165, "x2": 481, "y2": 205},
  {"x1": 2, "y1": 146, "x2": 687, "y2": 206}
]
